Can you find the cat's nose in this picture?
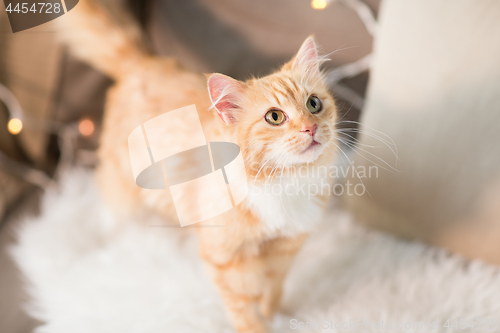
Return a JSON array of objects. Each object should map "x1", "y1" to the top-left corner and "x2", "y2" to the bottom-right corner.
[{"x1": 301, "y1": 124, "x2": 317, "y2": 137}]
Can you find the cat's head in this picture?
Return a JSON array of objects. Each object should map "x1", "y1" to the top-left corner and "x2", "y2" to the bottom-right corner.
[{"x1": 207, "y1": 36, "x2": 337, "y2": 175}]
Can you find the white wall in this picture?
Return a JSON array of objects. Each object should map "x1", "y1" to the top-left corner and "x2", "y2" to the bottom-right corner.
[{"x1": 347, "y1": 0, "x2": 500, "y2": 263}]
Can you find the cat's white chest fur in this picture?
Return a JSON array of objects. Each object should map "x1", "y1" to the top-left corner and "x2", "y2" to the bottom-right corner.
[{"x1": 245, "y1": 173, "x2": 328, "y2": 238}]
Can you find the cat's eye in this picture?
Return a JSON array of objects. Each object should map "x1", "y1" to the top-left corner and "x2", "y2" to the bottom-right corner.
[
  {"x1": 306, "y1": 95, "x2": 322, "y2": 114},
  {"x1": 265, "y1": 109, "x2": 286, "y2": 126}
]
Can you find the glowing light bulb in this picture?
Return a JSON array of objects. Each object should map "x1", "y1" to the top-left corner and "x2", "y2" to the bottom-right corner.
[
  {"x1": 311, "y1": 0, "x2": 328, "y2": 10},
  {"x1": 7, "y1": 118, "x2": 23, "y2": 135},
  {"x1": 79, "y1": 119, "x2": 95, "y2": 136}
]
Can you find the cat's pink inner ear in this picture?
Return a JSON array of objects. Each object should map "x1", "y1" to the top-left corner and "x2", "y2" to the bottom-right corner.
[
  {"x1": 207, "y1": 74, "x2": 244, "y2": 124},
  {"x1": 293, "y1": 37, "x2": 319, "y2": 73}
]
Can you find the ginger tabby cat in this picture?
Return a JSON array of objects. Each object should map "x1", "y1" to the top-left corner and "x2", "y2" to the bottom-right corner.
[{"x1": 59, "y1": 1, "x2": 338, "y2": 332}]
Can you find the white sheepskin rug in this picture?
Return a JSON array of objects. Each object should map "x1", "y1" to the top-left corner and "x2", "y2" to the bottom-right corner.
[{"x1": 11, "y1": 170, "x2": 500, "y2": 333}]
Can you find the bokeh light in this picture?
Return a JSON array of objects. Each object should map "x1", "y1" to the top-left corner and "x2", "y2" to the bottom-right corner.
[
  {"x1": 311, "y1": 0, "x2": 328, "y2": 10},
  {"x1": 7, "y1": 118, "x2": 23, "y2": 135},
  {"x1": 78, "y1": 119, "x2": 95, "y2": 136}
]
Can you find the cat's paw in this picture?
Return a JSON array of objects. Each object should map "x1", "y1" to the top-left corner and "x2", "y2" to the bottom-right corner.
[
  {"x1": 259, "y1": 296, "x2": 280, "y2": 320},
  {"x1": 236, "y1": 321, "x2": 269, "y2": 333}
]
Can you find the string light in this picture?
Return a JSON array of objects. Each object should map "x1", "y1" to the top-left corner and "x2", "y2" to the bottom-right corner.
[
  {"x1": 311, "y1": 0, "x2": 328, "y2": 10},
  {"x1": 7, "y1": 118, "x2": 23, "y2": 135},
  {"x1": 78, "y1": 118, "x2": 95, "y2": 136}
]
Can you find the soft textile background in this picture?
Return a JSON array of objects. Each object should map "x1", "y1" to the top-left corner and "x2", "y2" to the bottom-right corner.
[{"x1": 11, "y1": 170, "x2": 500, "y2": 333}]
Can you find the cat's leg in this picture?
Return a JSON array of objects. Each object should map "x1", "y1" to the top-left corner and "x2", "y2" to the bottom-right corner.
[
  {"x1": 203, "y1": 253, "x2": 269, "y2": 333},
  {"x1": 259, "y1": 234, "x2": 308, "y2": 319}
]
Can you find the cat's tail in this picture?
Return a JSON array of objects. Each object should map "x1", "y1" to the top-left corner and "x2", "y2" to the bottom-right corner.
[{"x1": 57, "y1": 0, "x2": 151, "y2": 80}]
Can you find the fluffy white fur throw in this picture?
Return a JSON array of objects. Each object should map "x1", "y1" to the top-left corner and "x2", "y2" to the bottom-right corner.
[{"x1": 11, "y1": 170, "x2": 500, "y2": 332}]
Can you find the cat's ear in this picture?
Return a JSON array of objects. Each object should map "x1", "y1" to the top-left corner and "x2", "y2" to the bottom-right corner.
[
  {"x1": 207, "y1": 74, "x2": 245, "y2": 125},
  {"x1": 292, "y1": 36, "x2": 319, "y2": 73}
]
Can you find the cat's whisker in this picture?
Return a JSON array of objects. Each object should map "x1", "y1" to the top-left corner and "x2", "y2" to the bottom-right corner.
[
  {"x1": 253, "y1": 153, "x2": 277, "y2": 187},
  {"x1": 337, "y1": 137, "x2": 398, "y2": 173},
  {"x1": 335, "y1": 127, "x2": 396, "y2": 149},
  {"x1": 335, "y1": 121, "x2": 398, "y2": 151},
  {"x1": 339, "y1": 131, "x2": 399, "y2": 162},
  {"x1": 334, "y1": 99, "x2": 355, "y2": 124},
  {"x1": 267, "y1": 154, "x2": 286, "y2": 185},
  {"x1": 335, "y1": 120, "x2": 393, "y2": 137},
  {"x1": 254, "y1": 151, "x2": 282, "y2": 185},
  {"x1": 274, "y1": 155, "x2": 289, "y2": 181},
  {"x1": 331, "y1": 140, "x2": 372, "y2": 199},
  {"x1": 334, "y1": 127, "x2": 399, "y2": 160},
  {"x1": 337, "y1": 134, "x2": 379, "y2": 149},
  {"x1": 336, "y1": 132, "x2": 362, "y2": 144}
]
